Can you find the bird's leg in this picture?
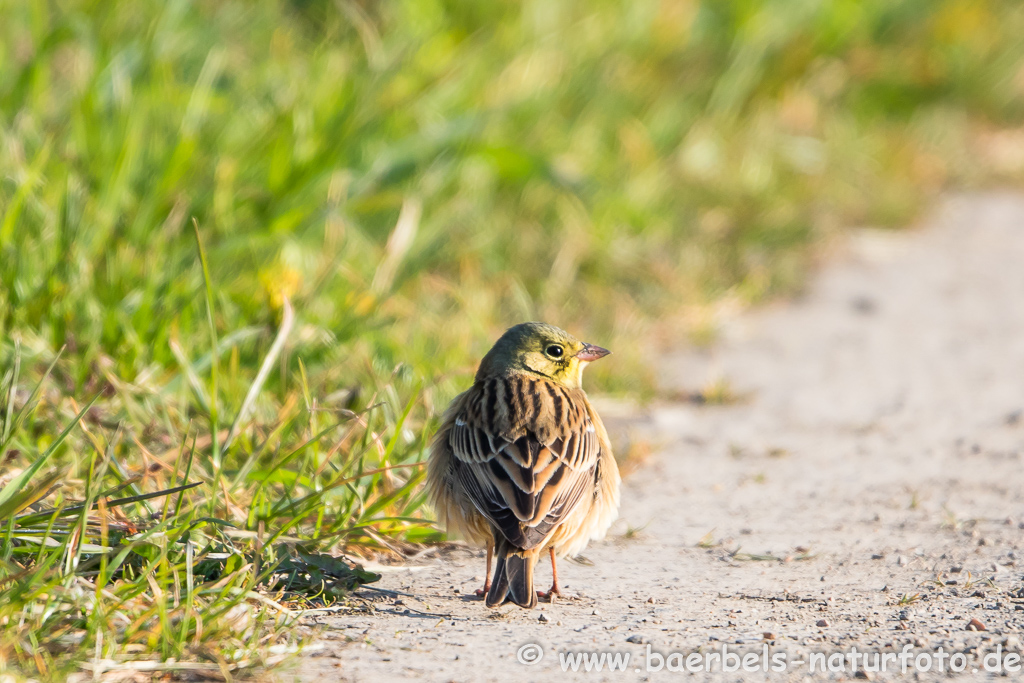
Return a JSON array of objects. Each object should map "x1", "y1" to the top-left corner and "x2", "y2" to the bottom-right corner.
[
  {"x1": 474, "y1": 544, "x2": 493, "y2": 598},
  {"x1": 537, "y1": 547, "x2": 561, "y2": 602}
]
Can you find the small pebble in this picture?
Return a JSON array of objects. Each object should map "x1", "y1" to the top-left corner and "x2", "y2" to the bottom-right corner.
[
  {"x1": 538, "y1": 613, "x2": 550, "y2": 623},
  {"x1": 626, "y1": 635, "x2": 647, "y2": 644},
  {"x1": 762, "y1": 632, "x2": 776, "y2": 641},
  {"x1": 967, "y1": 618, "x2": 986, "y2": 631},
  {"x1": 816, "y1": 619, "x2": 830, "y2": 628}
]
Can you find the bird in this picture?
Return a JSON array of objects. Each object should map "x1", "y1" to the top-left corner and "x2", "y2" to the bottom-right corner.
[{"x1": 427, "y1": 322, "x2": 621, "y2": 608}]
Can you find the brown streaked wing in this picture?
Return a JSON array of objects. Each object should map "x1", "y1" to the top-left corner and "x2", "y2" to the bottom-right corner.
[{"x1": 447, "y1": 375, "x2": 601, "y2": 550}]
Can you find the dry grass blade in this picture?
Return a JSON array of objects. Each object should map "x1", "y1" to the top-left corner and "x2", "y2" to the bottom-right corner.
[{"x1": 371, "y1": 197, "x2": 422, "y2": 294}]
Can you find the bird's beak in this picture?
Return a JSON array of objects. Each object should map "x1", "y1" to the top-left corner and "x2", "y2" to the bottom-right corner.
[{"x1": 576, "y1": 343, "x2": 611, "y2": 362}]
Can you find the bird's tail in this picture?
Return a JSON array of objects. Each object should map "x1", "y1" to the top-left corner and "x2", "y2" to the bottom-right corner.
[{"x1": 485, "y1": 539, "x2": 538, "y2": 609}]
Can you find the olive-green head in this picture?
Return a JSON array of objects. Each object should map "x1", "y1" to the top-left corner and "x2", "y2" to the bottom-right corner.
[{"x1": 475, "y1": 322, "x2": 610, "y2": 389}]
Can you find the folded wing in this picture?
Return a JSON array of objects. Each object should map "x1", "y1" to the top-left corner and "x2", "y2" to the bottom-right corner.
[{"x1": 447, "y1": 375, "x2": 600, "y2": 550}]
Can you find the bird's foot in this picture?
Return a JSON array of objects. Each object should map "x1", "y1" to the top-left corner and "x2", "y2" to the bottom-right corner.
[
  {"x1": 537, "y1": 587, "x2": 561, "y2": 603},
  {"x1": 474, "y1": 584, "x2": 491, "y2": 599}
]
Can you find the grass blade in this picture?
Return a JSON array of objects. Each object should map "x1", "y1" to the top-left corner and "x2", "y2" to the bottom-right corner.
[
  {"x1": 2, "y1": 340, "x2": 21, "y2": 445},
  {"x1": 193, "y1": 218, "x2": 220, "y2": 469},
  {"x1": 0, "y1": 393, "x2": 98, "y2": 520},
  {"x1": 0, "y1": 347, "x2": 64, "y2": 458},
  {"x1": 14, "y1": 481, "x2": 204, "y2": 527},
  {"x1": 223, "y1": 297, "x2": 295, "y2": 452}
]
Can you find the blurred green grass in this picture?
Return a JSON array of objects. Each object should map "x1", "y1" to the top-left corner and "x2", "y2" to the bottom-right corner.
[
  {"x1": 2, "y1": 0, "x2": 1024, "y2": 677},
  {"x1": 5, "y1": 0, "x2": 1024, "y2": 392}
]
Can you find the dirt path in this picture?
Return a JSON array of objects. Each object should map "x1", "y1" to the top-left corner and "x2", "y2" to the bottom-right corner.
[{"x1": 293, "y1": 193, "x2": 1024, "y2": 681}]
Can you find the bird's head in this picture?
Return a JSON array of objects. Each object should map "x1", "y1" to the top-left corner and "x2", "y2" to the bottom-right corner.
[{"x1": 475, "y1": 322, "x2": 610, "y2": 389}]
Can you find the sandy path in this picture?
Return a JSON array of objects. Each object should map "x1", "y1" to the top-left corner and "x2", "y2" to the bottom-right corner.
[{"x1": 293, "y1": 193, "x2": 1024, "y2": 681}]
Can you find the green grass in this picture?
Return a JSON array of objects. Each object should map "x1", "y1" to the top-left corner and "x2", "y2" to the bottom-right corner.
[
  {"x1": 0, "y1": 333, "x2": 433, "y2": 678},
  {"x1": 2, "y1": 0, "x2": 1024, "y2": 678}
]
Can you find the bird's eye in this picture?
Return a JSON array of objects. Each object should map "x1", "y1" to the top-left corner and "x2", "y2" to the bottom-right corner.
[{"x1": 545, "y1": 344, "x2": 564, "y2": 358}]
